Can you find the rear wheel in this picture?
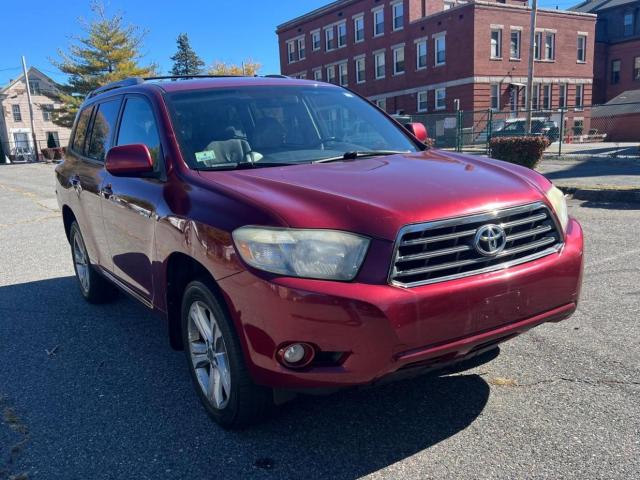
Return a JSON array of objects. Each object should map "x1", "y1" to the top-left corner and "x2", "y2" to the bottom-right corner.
[
  {"x1": 69, "y1": 221, "x2": 118, "y2": 303},
  {"x1": 181, "y1": 280, "x2": 272, "y2": 428}
]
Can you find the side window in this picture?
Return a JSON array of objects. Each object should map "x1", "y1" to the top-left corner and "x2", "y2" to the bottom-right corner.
[
  {"x1": 86, "y1": 99, "x2": 121, "y2": 161},
  {"x1": 72, "y1": 106, "x2": 93, "y2": 154},
  {"x1": 117, "y1": 97, "x2": 161, "y2": 166}
]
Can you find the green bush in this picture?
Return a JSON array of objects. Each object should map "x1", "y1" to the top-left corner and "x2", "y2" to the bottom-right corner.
[{"x1": 489, "y1": 136, "x2": 550, "y2": 169}]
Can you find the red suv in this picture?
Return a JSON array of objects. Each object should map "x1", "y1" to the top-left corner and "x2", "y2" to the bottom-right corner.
[{"x1": 55, "y1": 76, "x2": 583, "y2": 428}]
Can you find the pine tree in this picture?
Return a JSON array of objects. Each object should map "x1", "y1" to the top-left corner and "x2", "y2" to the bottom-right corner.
[
  {"x1": 51, "y1": 1, "x2": 157, "y2": 127},
  {"x1": 170, "y1": 33, "x2": 205, "y2": 77}
]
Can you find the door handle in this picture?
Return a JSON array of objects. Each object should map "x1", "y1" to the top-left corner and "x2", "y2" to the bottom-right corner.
[
  {"x1": 70, "y1": 175, "x2": 82, "y2": 194},
  {"x1": 100, "y1": 184, "x2": 113, "y2": 199}
]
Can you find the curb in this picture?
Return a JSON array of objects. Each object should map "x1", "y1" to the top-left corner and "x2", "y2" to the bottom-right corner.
[{"x1": 558, "y1": 185, "x2": 640, "y2": 204}]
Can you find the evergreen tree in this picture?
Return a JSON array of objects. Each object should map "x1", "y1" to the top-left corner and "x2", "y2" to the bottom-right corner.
[
  {"x1": 170, "y1": 33, "x2": 204, "y2": 77},
  {"x1": 51, "y1": 1, "x2": 157, "y2": 127}
]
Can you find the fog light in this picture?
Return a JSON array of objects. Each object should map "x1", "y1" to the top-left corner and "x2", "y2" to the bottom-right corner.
[{"x1": 277, "y1": 342, "x2": 315, "y2": 368}]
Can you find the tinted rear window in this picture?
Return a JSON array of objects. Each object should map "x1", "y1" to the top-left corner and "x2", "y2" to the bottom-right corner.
[
  {"x1": 72, "y1": 106, "x2": 93, "y2": 154},
  {"x1": 86, "y1": 99, "x2": 121, "y2": 161}
]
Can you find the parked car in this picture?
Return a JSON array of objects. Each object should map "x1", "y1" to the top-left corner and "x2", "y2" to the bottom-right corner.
[
  {"x1": 493, "y1": 117, "x2": 559, "y2": 142},
  {"x1": 56, "y1": 76, "x2": 583, "y2": 428}
]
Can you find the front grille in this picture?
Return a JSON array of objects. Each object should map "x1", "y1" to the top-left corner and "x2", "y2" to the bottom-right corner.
[{"x1": 389, "y1": 202, "x2": 563, "y2": 288}]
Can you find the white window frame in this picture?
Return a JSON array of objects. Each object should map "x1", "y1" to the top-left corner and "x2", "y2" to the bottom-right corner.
[
  {"x1": 510, "y1": 29, "x2": 521, "y2": 60},
  {"x1": 542, "y1": 84, "x2": 552, "y2": 110},
  {"x1": 392, "y1": 1, "x2": 404, "y2": 31},
  {"x1": 623, "y1": 12, "x2": 634, "y2": 36},
  {"x1": 355, "y1": 57, "x2": 365, "y2": 84},
  {"x1": 490, "y1": 83, "x2": 500, "y2": 110},
  {"x1": 544, "y1": 32, "x2": 555, "y2": 60},
  {"x1": 354, "y1": 15, "x2": 365, "y2": 43},
  {"x1": 313, "y1": 68, "x2": 322, "y2": 81},
  {"x1": 534, "y1": 31, "x2": 542, "y2": 60},
  {"x1": 577, "y1": 34, "x2": 586, "y2": 63},
  {"x1": 374, "y1": 51, "x2": 386, "y2": 79},
  {"x1": 531, "y1": 83, "x2": 540, "y2": 110},
  {"x1": 443, "y1": 1, "x2": 455, "y2": 10},
  {"x1": 311, "y1": 30, "x2": 321, "y2": 51},
  {"x1": 575, "y1": 84, "x2": 584, "y2": 110},
  {"x1": 417, "y1": 91, "x2": 428, "y2": 112},
  {"x1": 490, "y1": 28, "x2": 502, "y2": 59},
  {"x1": 435, "y1": 88, "x2": 446, "y2": 110},
  {"x1": 373, "y1": 7, "x2": 384, "y2": 37},
  {"x1": 325, "y1": 27, "x2": 336, "y2": 51},
  {"x1": 29, "y1": 80, "x2": 41, "y2": 95},
  {"x1": 42, "y1": 104, "x2": 54, "y2": 121},
  {"x1": 12, "y1": 104, "x2": 22, "y2": 122},
  {"x1": 393, "y1": 45, "x2": 405, "y2": 75},
  {"x1": 297, "y1": 37, "x2": 306, "y2": 60},
  {"x1": 337, "y1": 21, "x2": 347, "y2": 48},
  {"x1": 326, "y1": 65, "x2": 336, "y2": 84},
  {"x1": 559, "y1": 83, "x2": 568, "y2": 109},
  {"x1": 416, "y1": 39, "x2": 427, "y2": 70},
  {"x1": 375, "y1": 98, "x2": 387, "y2": 111},
  {"x1": 338, "y1": 62, "x2": 348, "y2": 86},
  {"x1": 287, "y1": 41, "x2": 296, "y2": 63},
  {"x1": 434, "y1": 33, "x2": 446, "y2": 66}
]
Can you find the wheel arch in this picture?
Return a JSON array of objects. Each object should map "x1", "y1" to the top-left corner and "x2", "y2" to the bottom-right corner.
[{"x1": 62, "y1": 205, "x2": 76, "y2": 242}]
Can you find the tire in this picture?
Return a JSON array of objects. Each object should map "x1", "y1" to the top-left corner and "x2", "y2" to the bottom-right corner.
[
  {"x1": 69, "y1": 221, "x2": 118, "y2": 304},
  {"x1": 181, "y1": 279, "x2": 272, "y2": 429}
]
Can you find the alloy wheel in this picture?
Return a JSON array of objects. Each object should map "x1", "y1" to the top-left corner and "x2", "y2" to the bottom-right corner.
[{"x1": 73, "y1": 232, "x2": 90, "y2": 293}]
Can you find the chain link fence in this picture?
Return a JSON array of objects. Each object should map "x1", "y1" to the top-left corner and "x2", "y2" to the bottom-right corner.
[
  {"x1": 409, "y1": 102, "x2": 640, "y2": 160},
  {"x1": 0, "y1": 137, "x2": 71, "y2": 164}
]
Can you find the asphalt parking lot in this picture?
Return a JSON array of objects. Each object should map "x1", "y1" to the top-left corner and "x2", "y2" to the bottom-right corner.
[{"x1": 1, "y1": 163, "x2": 639, "y2": 480}]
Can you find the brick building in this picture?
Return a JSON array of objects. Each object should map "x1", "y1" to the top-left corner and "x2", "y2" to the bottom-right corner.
[
  {"x1": 277, "y1": 0, "x2": 596, "y2": 116},
  {"x1": 572, "y1": 0, "x2": 640, "y2": 103}
]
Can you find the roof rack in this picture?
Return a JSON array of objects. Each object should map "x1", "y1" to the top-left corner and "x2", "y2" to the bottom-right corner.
[{"x1": 87, "y1": 74, "x2": 294, "y2": 98}]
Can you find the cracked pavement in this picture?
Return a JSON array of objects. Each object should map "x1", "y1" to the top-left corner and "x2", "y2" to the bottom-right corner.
[{"x1": 0, "y1": 163, "x2": 639, "y2": 479}]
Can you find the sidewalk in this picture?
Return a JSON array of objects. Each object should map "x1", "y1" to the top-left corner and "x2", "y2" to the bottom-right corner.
[{"x1": 537, "y1": 156, "x2": 640, "y2": 203}]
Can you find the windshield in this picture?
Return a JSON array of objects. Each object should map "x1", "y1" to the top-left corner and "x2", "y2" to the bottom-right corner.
[{"x1": 164, "y1": 85, "x2": 421, "y2": 169}]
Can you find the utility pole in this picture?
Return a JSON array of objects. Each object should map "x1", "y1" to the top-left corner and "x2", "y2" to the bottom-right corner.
[
  {"x1": 525, "y1": 0, "x2": 538, "y2": 134},
  {"x1": 21, "y1": 56, "x2": 39, "y2": 161}
]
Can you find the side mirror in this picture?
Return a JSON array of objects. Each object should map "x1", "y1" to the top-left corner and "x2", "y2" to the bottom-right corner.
[
  {"x1": 105, "y1": 144, "x2": 154, "y2": 176},
  {"x1": 405, "y1": 122, "x2": 428, "y2": 143}
]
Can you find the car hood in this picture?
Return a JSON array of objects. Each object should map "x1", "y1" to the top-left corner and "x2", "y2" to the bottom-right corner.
[{"x1": 197, "y1": 150, "x2": 548, "y2": 241}]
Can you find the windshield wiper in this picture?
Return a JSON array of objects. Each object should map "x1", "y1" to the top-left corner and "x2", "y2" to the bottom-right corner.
[
  {"x1": 313, "y1": 150, "x2": 407, "y2": 163},
  {"x1": 197, "y1": 161, "x2": 298, "y2": 171}
]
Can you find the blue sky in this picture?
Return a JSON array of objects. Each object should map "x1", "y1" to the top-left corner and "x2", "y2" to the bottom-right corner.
[{"x1": 1, "y1": 0, "x2": 580, "y2": 86}]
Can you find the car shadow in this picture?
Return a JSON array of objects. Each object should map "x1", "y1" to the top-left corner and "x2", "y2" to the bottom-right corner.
[
  {"x1": 542, "y1": 158, "x2": 640, "y2": 181},
  {"x1": 0, "y1": 276, "x2": 490, "y2": 479}
]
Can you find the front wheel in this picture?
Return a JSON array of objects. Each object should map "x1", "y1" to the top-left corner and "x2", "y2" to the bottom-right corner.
[{"x1": 181, "y1": 280, "x2": 272, "y2": 428}]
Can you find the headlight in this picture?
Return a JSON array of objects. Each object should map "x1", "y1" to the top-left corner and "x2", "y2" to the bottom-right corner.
[
  {"x1": 232, "y1": 227, "x2": 370, "y2": 281},
  {"x1": 545, "y1": 185, "x2": 569, "y2": 232}
]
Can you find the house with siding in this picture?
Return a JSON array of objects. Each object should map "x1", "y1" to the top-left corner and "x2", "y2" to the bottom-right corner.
[{"x1": 0, "y1": 67, "x2": 71, "y2": 161}]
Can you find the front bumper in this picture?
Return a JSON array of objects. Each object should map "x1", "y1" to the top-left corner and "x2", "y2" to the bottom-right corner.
[{"x1": 218, "y1": 218, "x2": 583, "y2": 390}]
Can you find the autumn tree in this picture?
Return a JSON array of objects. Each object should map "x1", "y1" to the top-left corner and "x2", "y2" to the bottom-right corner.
[
  {"x1": 51, "y1": 1, "x2": 157, "y2": 127},
  {"x1": 170, "y1": 33, "x2": 204, "y2": 76},
  {"x1": 208, "y1": 60, "x2": 262, "y2": 76}
]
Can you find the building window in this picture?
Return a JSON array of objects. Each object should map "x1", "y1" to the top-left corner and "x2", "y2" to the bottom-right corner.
[
  {"x1": 297, "y1": 38, "x2": 306, "y2": 60},
  {"x1": 326, "y1": 65, "x2": 336, "y2": 84},
  {"x1": 287, "y1": 41, "x2": 296, "y2": 63},
  {"x1": 490, "y1": 28, "x2": 502, "y2": 59},
  {"x1": 355, "y1": 57, "x2": 365, "y2": 83},
  {"x1": 575, "y1": 84, "x2": 584, "y2": 109},
  {"x1": 544, "y1": 33, "x2": 555, "y2": 60},
  {"x1": 375, "y1": 98, "x2": 387, "y2": 111},
  {"x1": 577, "y1": 35, "x2": 586, "y2": 62},
  {"x1": 338, "y1": 22, "x2": 347, "y2": 47},
  {"x1": 534, "y1": 32, "x2": 542, "y2": 60},
  {"x1": 338, "y1": 62, "x2": 348, "y2": 86},
  {"x1": 29, "y1": 80, "x2": 41, "y2": 95},
  {"x1": 623, "y1": 12, "x2": 634, "y2": 36},
  {"x1": 326, "y1": 28, "x2": 336, "y2": 51},
  {"x1": 374, "y1": 51, "x2": 386, "y2": 79},
  {"x1": 444, "y1": 1, "x2": 455, "y2": 10},
  {"x1": 42, "y1": 104, "x2": 54, "y2": 121},
  {"x1": 510, "y1": 30, "x2": 521, "y2": 60},
  {"x1": 393, "y1": 46, "x2": 405, "y2": 75},
  {"x1": 313, "y1": 69, "x2": 322, "y2": 81},
  {"x1": 490, "y1": 83, "x2": 500, "y2": 110},
  {"x1": 373, "y1": 8, "x2": 384, "y2": 36},
  {"x1": 46, "y1": 131, "x2": 60, "y2": 148},
  {"x1": 611, "y1": 60, "x2": 621, "y2": 84},
  {"x1": 354, "y1": 15, "x2": 364, "y2": 42},
  {"x1": 312, "y1": 30, "x2": 321, "y2": 51},
  {"x1": 435, "y1": 34, "x2": 446, "y2": 65},
  {"x1": 417, "y1": 91, "x2": 428, "y2": 112},
  {"x1": 532, "y1": 84, "x2": 540, "y2": 110},
  {"x1": 435, "y1": 88, "x2": 446, "y2": 110},
  {"x1": 542, "y1": 84, "x2": 552, "y2": 110},
  {"x1": 559, "y1": 83, "x2": 568, "y2": 108},
  {"x1": 12, "y1": 104, "x2": 22, "y2": 122},
  {"x1": 392, "y1": 2, "x2": 404, "y2": 31},
  {"x1": 416, "y1": 40, "x2": 427, "y2": 69},
  {"x1": 634, "y1": 56, "x2": 640, "y2": 80}
]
